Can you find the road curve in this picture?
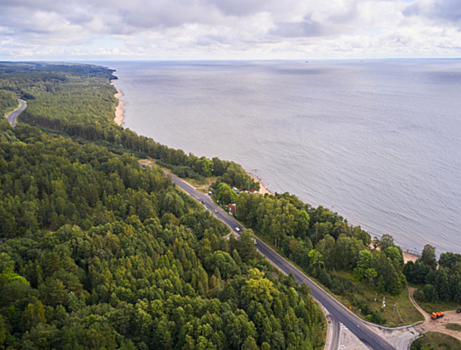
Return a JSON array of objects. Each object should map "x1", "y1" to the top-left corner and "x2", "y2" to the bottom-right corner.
[
  {"x1": 5, "y1": 99, "x2": 27, "y2": 127},
  {"x1": 166, "y1": 171, "x2": 395, "y2": 350}
]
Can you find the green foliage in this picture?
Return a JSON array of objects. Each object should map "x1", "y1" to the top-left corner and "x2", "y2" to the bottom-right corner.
[
  {"x1": 217, "y1": 182, "x2": 238, "y2": 205},
  {"x1": 244, "y1": 269, "x2": 277, "y2": 303},
  {"x1": 370, "y1": 311, "x2": 386, "y2": 325},
  {"x1": 237, "y1": 229, "x2": 258, "y2": 262},
  {"x1": 308, "y1": 250, "x2": 324, "y2": 268},
  {"x1": 205, "y1": 251, "x2": 240, "y2": 279},
  {"x1": 0, "y1": 89, "x2": 17, "y2": 115},
  {"x1": 378, "y1": 234, "x2": 395, "y2": 252},
  {"x1": 420, "y1": 244, "x2": 437, "y2": 270}
]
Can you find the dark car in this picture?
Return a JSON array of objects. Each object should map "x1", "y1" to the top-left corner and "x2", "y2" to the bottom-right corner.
[{"x1": 457, "y1": 309, "x2": 461, "y2": 313}]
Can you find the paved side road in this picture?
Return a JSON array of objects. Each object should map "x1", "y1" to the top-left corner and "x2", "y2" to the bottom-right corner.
[
  {"x1": 166, "y1": 171, "x2": 396, "y2": 350},
  {"x1": 5, "y1": 99, "x2": 27, "y2": 127}
]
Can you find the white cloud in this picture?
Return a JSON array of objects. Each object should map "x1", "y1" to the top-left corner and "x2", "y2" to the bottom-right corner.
[{"x1": 0, "y1": 0, "x2": 460, "y2": 59}]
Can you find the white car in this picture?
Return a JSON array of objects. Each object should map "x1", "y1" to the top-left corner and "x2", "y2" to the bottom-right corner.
[{"x1": 235, "y1": 227, "x2": 240, "y2": 232}]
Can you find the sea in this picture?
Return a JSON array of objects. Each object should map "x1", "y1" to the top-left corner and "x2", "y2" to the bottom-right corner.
[{"x1": 105, "y1": 59, "x2": 461, "y2": 256}]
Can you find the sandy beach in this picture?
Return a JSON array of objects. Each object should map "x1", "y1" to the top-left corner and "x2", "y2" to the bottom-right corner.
[
  {"x1": 112, "y1": 84, "x2": 124, "y2": 126},
  {"x1": 248, "y1": 172, "x2": 273, "y2": 195},
  {"x1": 402, "y1": 251, "x2": 419, "y2": 264}
]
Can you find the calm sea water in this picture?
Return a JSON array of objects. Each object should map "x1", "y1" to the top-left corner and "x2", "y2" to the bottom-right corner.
[{"x1": 107, "y1": 60, "x2": 461, "y2": 255}]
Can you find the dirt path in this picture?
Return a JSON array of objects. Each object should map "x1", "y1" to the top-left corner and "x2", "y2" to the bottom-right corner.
[
  {"x1": 408, "y1": 287, "x2": 431, "y2": 322},
  {"x1": 409, "y1": 286, "x2": 461, "y2": 341}
]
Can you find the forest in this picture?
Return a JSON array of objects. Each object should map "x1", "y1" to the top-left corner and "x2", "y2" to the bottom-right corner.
[{"x1": 0, "y1": 63, "x2": 325, "y2": 349}]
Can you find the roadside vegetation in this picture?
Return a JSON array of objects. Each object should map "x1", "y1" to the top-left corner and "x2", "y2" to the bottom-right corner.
[
  {"x1": 0, "y1": 90, "x2": 18, "y2": 116},
  {"x1": 411, "y1": 332, "x2": 461, "y2": 350},
  {"x1": 0, "y1": 63, "x2": 325, "y2": 349}
]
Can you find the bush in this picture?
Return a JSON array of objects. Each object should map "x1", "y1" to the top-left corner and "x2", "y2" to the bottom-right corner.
[
  {"x1": 413, "y1": 289, "x2": 426, "y2": 302},
  {"x1": 370, "y1": 311, "x2": 386, "y2": 325},
  {"x1": 318, "y1": 269, "x2": 332, "y2": 288},
  {"x1": 361, "y1": 303, "x2": 372, "y2": 316},
  {"x1": 422, "y1": 284, "x2": 438, "y2": 303}
]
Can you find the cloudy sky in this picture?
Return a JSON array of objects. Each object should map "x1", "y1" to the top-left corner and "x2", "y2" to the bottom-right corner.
[{"x1": 0, "y1": 0, "x2": 460, "y2": 60}]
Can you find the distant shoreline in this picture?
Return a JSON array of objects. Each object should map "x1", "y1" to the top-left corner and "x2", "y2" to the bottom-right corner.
[{"x1": 112, "y1": 83, "x2": 124, "y2": 126}]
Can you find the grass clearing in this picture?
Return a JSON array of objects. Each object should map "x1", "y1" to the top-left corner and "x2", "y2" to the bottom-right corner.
[
  {"x1": 445, "y1": 323, "x2": 461, "y2": 332},
  {"x1": 158, "y1": 165, "x2": 216, "y2": 193},
  {"x1": 417, "y1": 300, "x2": 461, "y2": 314},
  {"x1": 411, "y1": 332, "x2": 461, "y2": 350},
  {"x1": 182, "y1": 176, "x2": 217, "y2": 193},
  {"x1": 332, "y1": 270, "x2": 424, "y2": 327}
]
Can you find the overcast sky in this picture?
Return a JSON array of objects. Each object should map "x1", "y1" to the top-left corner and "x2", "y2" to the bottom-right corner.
[{"x1": 0, "y1": 0, "x2": 460, "y2": 60}]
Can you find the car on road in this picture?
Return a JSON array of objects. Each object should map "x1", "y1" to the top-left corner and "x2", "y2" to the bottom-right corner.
[
  {"x1": 235, "y1": 227, "x2": 240, "y2": 232},
  {"x1": 201, "y1": 200, "x2": 204, "y2": 204},
  {"x1": 214, "y1": 210, "x2": 217, "y2": 213},
  {"x1": 457, "y1": 309, "x2": 461, "y2": 313}
]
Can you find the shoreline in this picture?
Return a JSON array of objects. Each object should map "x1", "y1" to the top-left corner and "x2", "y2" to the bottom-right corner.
[
  {"x1": 112, "y1": 78, "x2": 422, "y2": 261},
  {"x1": 402, "y1": 250, "x2": 419, "y2": 264},
  {"x1": 112, "y1": 83, "x2": 124, "y2": 126},
  {"x1": 248, "y1": 172, "x2": 273, "y2": 195}
]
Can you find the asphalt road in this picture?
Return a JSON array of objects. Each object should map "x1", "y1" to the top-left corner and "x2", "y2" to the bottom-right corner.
[
  {"x1": 5, "y1": 99, "x2": 27, "y2": 127},
  {"x1": 167, "y1": 172, "x2": 396, "y2": 350}
]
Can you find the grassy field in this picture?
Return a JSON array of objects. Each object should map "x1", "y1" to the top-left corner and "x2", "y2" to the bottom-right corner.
[
  {"x1": 332, "y1": 271, "x2": 425, "y2": 327},
  {"x1": 411, "y1": 332, "x2": 461, "y2": 350},
  {"x1": 182, "y1": 176, "x2": 217, "y2": 193},
  {"x1": 417, "y1": 300, "x2": 461, "y2": 314},
  {"x1": 159, "y1": 165, "x2": 216, "y2": 193},
  {"x1": 445, "y1": 323, "x2": 461, "y2": 332}
]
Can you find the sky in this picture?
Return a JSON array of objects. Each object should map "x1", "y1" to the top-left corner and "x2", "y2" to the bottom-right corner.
[{"x1": 0, "y1": 0, "x2": 460, "y2": 60}]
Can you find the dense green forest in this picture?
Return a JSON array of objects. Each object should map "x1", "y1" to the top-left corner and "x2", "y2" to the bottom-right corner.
[{"x1": 0, "y1": 63, "x2": 325, "y2": 349}]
